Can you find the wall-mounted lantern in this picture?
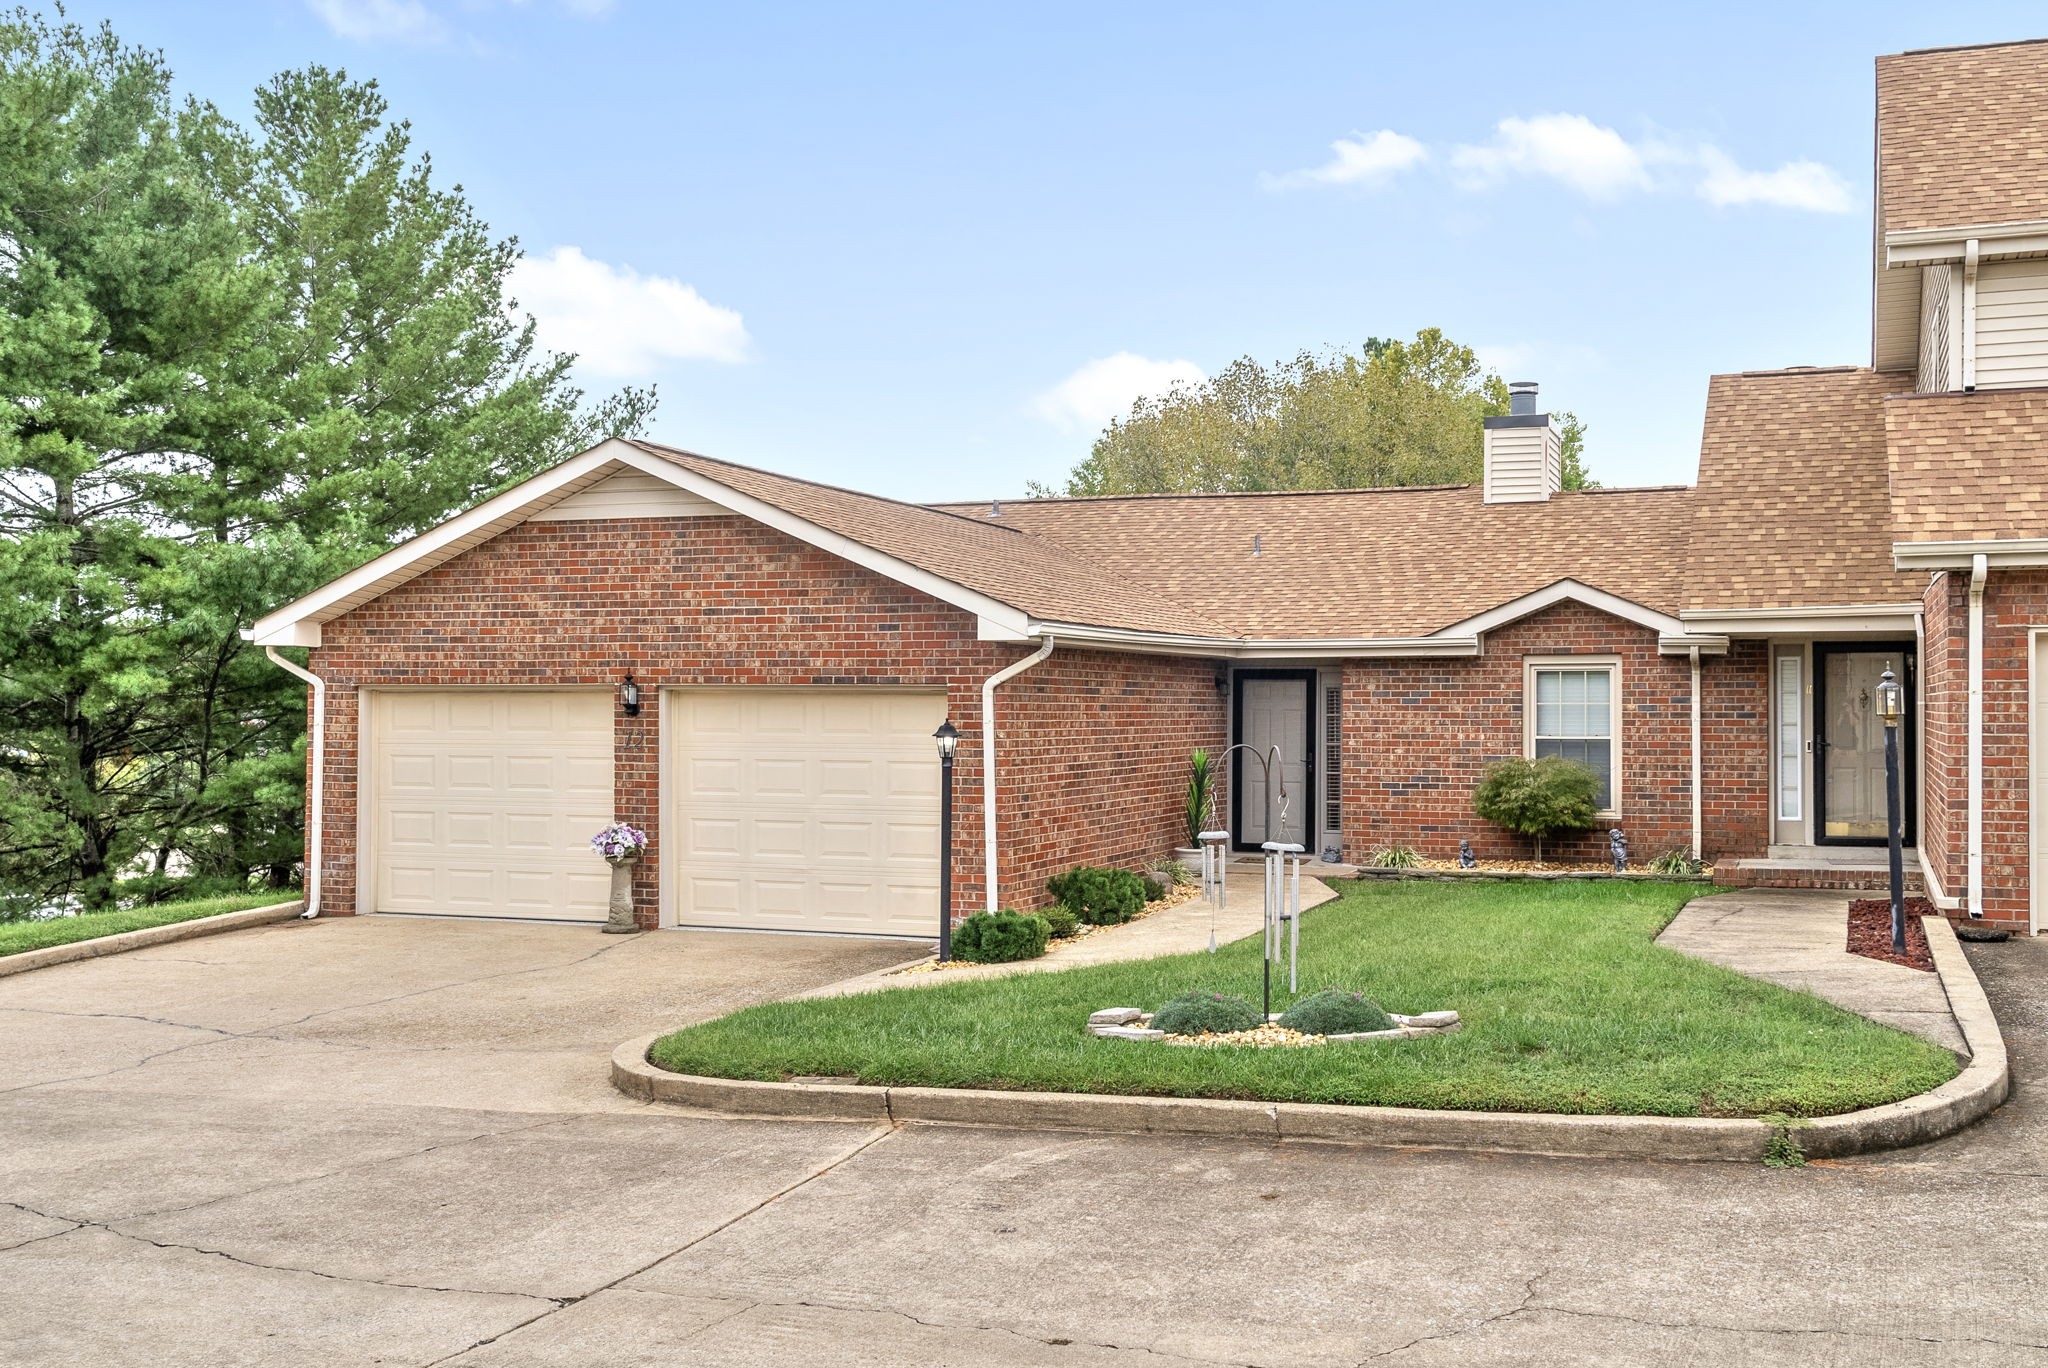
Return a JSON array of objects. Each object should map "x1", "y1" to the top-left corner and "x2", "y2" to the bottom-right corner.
[{"x1": 620, "y1": 672, "x2": 641, "y2": 717}]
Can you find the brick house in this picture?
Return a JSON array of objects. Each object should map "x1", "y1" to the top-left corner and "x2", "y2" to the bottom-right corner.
[{"x1": 250, "y1": 38, "x2": 2048, "y2": 935}]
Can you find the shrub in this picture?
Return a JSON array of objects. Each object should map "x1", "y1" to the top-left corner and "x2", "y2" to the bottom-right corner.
[
  {"x1": 1647, "y1": 847, "x2": 1703, "y2": 877},
  {"x1": 951, "y1": 910, "x2": 1050, "y2": 963},
  {"x1": 1046, "y1": 866, "x2": 1147, "y2": 925},
  {"x1": 1366, "y1": 844, "x2": 1422, "y2": 869},
  {"x1": 1150, "y1": 991, "x2": 1262, "y2": 1036},
  {"x1": 1276, "y1": 989, "x2": 1395, "y2": 1035},
  {"x1": 1472, "y1": 756, "x2": 1601, "y2": 861},
  {"x1": 1038, "y1": 902, "x2": 1080, "y2": 939}
]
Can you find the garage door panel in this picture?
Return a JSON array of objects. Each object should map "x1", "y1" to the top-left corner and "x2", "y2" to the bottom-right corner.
[
  {"x1": 672, "y1": 689, "x2": 944, "y2": 935},
  {"x1": 370, "y1": 691, "x2": 612, "y2": 922}
]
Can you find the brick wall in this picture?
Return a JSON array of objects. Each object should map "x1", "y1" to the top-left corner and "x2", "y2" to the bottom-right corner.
[
  {"x1": 308, "y1": 515, "x2": 1225, "y2": 927},
  {"x1": 1338, "y1": 601, "x2": 1770, "y2": 864}
]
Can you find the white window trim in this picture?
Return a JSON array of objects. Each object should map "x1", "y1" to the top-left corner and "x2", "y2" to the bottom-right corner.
[{"x1": 1522, "y1": 655, "x2": 1623, "y2": 820}]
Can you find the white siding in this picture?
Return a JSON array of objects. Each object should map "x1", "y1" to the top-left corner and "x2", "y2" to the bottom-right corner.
[
  {"x1": 1974, "y1": 260, "x2": 2048, "y2": 389},
  {"x1": 1482, "y1": 424, "x2": 1561, "y2": 504},
  {"x1": 528, "y1": 468, "x2": 723, "y2": 521},
  {"x1": 1917, "y1": 263, "x2": 1961, "y2": 393}
]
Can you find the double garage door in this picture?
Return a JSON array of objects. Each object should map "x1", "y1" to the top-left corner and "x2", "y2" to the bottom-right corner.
[{"x1": 366, "y1": 688, "x2": 942, "y2": 936}]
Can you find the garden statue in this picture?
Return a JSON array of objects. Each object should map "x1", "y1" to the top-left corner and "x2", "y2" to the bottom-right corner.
[
  {"x1": 1610, "y1": 828, "x2": 1628, "y2": 874},
  {"x1": 1458, "y1": 839, "x2": 1476, "y2": 869}
]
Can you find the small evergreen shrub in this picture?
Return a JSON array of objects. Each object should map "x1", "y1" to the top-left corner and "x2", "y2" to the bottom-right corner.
[
  {"x1": 1276, "y1": 989, "x2": 1396, "y2": 1035},
  {"x1": 1647, "y1": 847, "x2": 1703, "y2": 876},
  {"x1": 1046, "y1": 866, "x2": 1147, "y2": 925},
  {"x1": 1038, "y1": 902, "x2": 1080, "y2": 939},
  {"x1": 1472, "y1": 756, "x2": 1601, "y2": 861},
  {"x1": 1150, "y1": 991, "x2": 1262, "y2": 1036},
  {"x1": 1366, "y1": 844, "x2": 1422, "y2": 869},
  {"x1": 951, "y1": 910, "x2": 1051, "y2": 963}
]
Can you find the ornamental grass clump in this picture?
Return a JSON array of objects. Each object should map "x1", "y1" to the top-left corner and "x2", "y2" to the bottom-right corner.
[
  {"x1": 1150, "y1": 991, "x2": 1262, "y2": 1036},
  {"x1": 950, "y1": 910, "x2": 1050, "y2": 964},
  {"x1": 1276, "y1": 989, "x2": 1395, "y2": 1036},
  {"x1": 1046, "y1": 866, "x2": 1147, "y2": 925}
]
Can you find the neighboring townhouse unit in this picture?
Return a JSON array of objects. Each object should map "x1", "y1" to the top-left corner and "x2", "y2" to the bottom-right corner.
[{"x1": 248, "y1": 38, "x2": 2048, "y2": 936}]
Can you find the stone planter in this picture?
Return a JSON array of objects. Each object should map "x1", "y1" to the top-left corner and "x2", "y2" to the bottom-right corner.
[
  {"x1": 603, "y1": 857, "x2": 641, "y2": 934},
  {"x1": 1173, "y1": 846, "x2": 1203, "y2": 876}
]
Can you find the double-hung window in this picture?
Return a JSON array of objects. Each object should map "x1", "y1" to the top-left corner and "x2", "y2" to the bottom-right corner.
[{"x1": 1528, "y1": 660, "x2": 1617, "y2": 812}]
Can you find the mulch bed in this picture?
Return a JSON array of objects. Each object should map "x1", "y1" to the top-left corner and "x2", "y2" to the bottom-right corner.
[{"x1": 1847, "y1": 897, "x2": 1936, "y2": 972}]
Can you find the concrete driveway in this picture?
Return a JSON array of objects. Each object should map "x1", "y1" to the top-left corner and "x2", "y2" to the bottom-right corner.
[{"x1": 2, "y1": 914, "x2": 2045, "y2": 1366}]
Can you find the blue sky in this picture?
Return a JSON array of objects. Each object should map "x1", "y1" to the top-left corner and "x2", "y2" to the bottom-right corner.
[{"x1": 87, "y1": 2, "x2": 2048, "y2": 499}]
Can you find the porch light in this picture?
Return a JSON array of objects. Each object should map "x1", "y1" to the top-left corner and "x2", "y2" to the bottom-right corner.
[
  {"x1": 620, "y1": 672, "x2": 640, "y2": 717},
  {"x1": 1876, "y1": 667, "x2": 1902, "y2": 728},
  {"x1": 933, "y1": 718, "x2": 959, "y2": 759},
  {"x1": 934, "y1": 720, "x2": 960, "y2": 961}
]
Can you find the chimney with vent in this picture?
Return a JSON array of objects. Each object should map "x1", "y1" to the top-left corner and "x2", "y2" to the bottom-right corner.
[{"x1": 1482, "y1": 380, "x2": 1563, "y2": 503}]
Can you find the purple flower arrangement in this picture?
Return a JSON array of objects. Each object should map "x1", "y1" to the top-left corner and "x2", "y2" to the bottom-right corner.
[{"x1": 590, "y1": 821, "x2": 648, "y2": 863}]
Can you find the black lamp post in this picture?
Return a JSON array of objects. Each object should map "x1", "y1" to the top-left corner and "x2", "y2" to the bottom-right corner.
[
  {"x1": 1877, "y1": 665, "x2": 1906, "y2": 953},
  {"x1": 933, "y1": 719, "x2": 959, "y2": 961}
]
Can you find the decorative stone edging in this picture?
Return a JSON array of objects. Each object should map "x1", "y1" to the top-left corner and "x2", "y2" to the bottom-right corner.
[
  {"x1": 612, "y1": 914, "x2": 2008, "y2": 1163},
  {"x1": 0, "y1": 900, "x2": 306, "y2": 980},
  {"x1": 1354, "y1": 867, "x2": 1711, "y2": 884}
]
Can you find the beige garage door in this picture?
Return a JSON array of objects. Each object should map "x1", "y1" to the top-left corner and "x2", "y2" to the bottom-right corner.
[
  {"x1": 369, "y1": 691, "x2": 613, "y2": 921},
  {"x1": 670, "y1": 689, "x2": 945, "y2": 935}
]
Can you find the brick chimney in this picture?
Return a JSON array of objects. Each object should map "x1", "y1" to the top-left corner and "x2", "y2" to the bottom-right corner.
[{"x1": 1482, "y1": 380, "x2": 1562, "y2": 503}]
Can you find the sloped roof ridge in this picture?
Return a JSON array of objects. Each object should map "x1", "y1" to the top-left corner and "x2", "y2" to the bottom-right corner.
[
  {"x1": 931, "y1": 482, "x2": 1692, "y2": 509},
  {"x1": 627, "y1": 439, "x2": 1035, "y2": 538},
  {"x1": 1898, "y1": 36, "x2": 2048, "y2": 57}
]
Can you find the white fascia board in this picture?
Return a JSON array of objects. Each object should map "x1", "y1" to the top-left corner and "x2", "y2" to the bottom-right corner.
[
  {"x1": 1432, "y1": 579, "x2": 1687, "y2": 642},
  {"x1": 1024, "y1": 620, "x2": 1479, "y2": 659},
  {"x1": 245, "y1": 438, "x2": 1038, "y2": 645},
  {"x1": 1657, "y1": 635, "x2": 1731, "y2": 655},
  {"x1": 1680, "y1": 603, "x2": 1924, "y2": 637},
  {"x1": 1886, "y1": 219, "x2": 2048, "y2": 267},
  {"x1": 1895, "y1": 539, "x2": 2048, "y2": 570}
]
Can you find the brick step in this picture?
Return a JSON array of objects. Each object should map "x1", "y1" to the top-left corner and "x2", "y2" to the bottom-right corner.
[{"x1": 1713, "y1": 857, "x2": 1924, "y2": 895}]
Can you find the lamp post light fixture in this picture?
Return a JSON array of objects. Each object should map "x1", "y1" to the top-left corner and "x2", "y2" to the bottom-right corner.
[
  {"x1": 620, "y1": 672, "x2": 640, "y2": 717},
  {"x1": 1877, "y1": 665, "x2": 1906, "y2": 953},
  {"x1": 933, "y1": 719, "x2": 959, "y2": 962}
]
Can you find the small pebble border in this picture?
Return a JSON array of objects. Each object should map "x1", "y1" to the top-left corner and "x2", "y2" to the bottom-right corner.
[{"x1": 1086, "y1": 1006, "x2": 1460, "y2": 1046}]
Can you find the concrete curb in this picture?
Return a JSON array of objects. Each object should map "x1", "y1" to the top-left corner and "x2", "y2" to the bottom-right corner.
[
  {"x1": 0, "y1": 900, "x2": 306, "y2": 980},
  {"x1": 611, "y1": 912, "x2": 2010, "y2": 1162}
]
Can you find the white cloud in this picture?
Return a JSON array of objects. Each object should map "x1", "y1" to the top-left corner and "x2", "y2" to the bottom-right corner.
[
  {"x1": 308, "y1": 0, "x2": 447, "y2": 43},
  {"x1": 1697, "y1": 149, "x2": 1854, "y2": 213},
  {"x1": 1450, "y1": 114, "x2": 1654, "y2": 198},
  {"x1": 1034, "y1": 353, "x2": 1206, "y2": 431},
  {"x1": 508, "y1": 246, "x2": 750, "y2": 377},
  {"x1": 1263, "y1": 130, "x2": 1427, "y2": 190}
]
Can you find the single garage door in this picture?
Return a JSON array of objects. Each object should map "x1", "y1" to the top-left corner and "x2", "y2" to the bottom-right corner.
[
  {"x1": 671, "y1": 689, "x2": 945, "y2": 935},
  {"x1": 369, "y1": 690, "x2": 613, "y2": 921}
]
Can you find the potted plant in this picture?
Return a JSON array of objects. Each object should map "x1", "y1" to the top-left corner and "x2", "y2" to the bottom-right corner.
[
  {"x1": 1175, "y1": 748, "x2": 1213, "y2": 875},
  {"x1": 590, "y1": 821, "x2": 648, "y2": 934}
]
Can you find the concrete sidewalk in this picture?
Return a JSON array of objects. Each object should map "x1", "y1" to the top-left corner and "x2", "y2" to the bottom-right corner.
[
  {"x1": 1657, "y1": 889, "x2": 1967, "y2": 1053},
  {"x1": 796, "y1": 869, "x2": 1339, "y2": 1000}
]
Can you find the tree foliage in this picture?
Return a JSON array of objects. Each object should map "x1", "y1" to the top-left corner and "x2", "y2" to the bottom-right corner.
[
  {"x1": 1471, "y1": 757, "x2": 1602, "y2": 862},
  {"x1": 1031, "y1": 329, "x2": 1590, "y2": 497},
  {"x1": 0, "y1": 14, "x2": 652, "y2": 912}
]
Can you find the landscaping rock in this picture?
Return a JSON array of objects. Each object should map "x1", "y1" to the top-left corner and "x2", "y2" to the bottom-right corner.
[
  {"x1": 1088, "y1": 1007, "x2": 1145, "y2": 1027},
  {"x1": 1091, "y1": 1025, "x2": 1166, "y2": 1041},
  {"x1": 1396, "y1": 1010, "x2": 1460, "y2": 1028}
]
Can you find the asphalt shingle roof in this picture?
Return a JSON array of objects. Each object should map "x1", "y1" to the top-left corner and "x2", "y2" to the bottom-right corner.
[{"x1": 1878, "y1": 39, "x2": 2048, "y2": 234}]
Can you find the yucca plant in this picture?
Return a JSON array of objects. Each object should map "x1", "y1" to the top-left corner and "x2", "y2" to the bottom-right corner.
[{"x1": 1184, "y1": 748, "x2": 1213, "y2": 847}]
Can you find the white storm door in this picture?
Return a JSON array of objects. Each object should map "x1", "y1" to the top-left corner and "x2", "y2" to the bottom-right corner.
[
  {"x1": 369, "y1": 690, "x2": 613, "y2": 921},
  {"x1": 1238, "y1": 676, "x2": 1311, "y2": 847},
  {"x1": 671, "y1": 689, "x2": 945, "y2": 935}
]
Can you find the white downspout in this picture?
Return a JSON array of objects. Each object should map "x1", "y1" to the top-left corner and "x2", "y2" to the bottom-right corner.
[
  {"x1": 1690, "y1": 646, "x2": 1703, "y2": 862},
  {"x1": 981, "y1": 636, "x2": 1056, "y2": 912},
  {"x1": 263, "y1": 647, "x2": 324, "y2": 919},
  {"x1": 1967, "y1": 555, "x2": 1988, "y2": 919}
]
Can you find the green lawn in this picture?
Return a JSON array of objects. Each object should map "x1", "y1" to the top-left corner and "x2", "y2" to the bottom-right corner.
[
  {"x1": 652, "y1": 880, "x2": 1958, "y2": 1118},
  {"x1": 0, "y1": 892, "x2": 296, "y2": 959}
]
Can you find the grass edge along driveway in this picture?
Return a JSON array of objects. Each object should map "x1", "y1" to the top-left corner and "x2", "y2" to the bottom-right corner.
[
  {"x1": 0, "y1": 892, "x2": 293, "y2": 959},
  {"x1": 652, "y1": 880, "x2": 1958, "y2": 1119}
]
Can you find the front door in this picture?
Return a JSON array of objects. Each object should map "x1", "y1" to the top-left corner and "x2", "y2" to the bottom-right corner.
[
  {"x1": 1233, "y1": 671, "x2": 1314, "y2": 850},
  {"x1": 1813, "y1": 643, "x2": 1915, "y2": 846}
]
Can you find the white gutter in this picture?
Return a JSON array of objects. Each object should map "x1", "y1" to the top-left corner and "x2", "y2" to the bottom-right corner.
[
  {"x1": 1967, "y1": 555, "x2": 1988, "y2": 919},
  {"x1": 1690, "y1": 646, "x2": 1703, "y2": 862},
  {"x1": 981, "y1": 636, "x2": 1056, "y2": 912},
  {"x1": 260, "y1": 647, "x2": 324, "y2": 919}
]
